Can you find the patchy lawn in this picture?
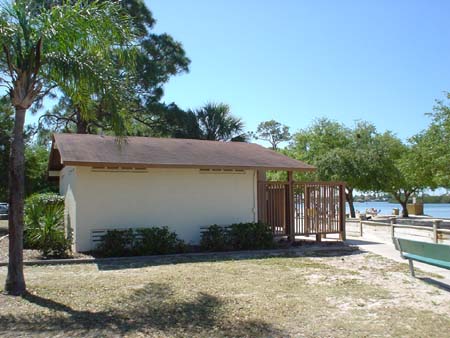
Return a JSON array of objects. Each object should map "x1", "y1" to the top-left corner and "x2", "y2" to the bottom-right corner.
[{"x1": 1, "y1": 251, "x2": 450, "y2": 337}]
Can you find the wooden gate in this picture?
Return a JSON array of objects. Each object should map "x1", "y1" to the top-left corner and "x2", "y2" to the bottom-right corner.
[{"x1": 257, "y1": 181, "x2": 346, "y2": 240}]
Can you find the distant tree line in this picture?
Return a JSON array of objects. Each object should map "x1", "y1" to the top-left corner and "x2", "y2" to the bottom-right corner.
[
  {"x1": 411, "y1": 194, "x2": 450, "y2": 204},
  {"x1": 284, "y1": 93, "x2": 450, "y2": 218}
]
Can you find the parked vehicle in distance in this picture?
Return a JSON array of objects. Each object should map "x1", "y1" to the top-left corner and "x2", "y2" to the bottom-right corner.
[{"x1": 0, "y1": 203, "x2": 8, "y2": 220}]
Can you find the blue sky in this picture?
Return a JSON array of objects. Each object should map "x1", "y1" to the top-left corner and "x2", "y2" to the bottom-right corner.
[
  {"x1": 25, "y1": 0, "x2": 450, "y2": 145},
  {"x1": 142, "y1": 0, "x2": 450, "y2": 143}
]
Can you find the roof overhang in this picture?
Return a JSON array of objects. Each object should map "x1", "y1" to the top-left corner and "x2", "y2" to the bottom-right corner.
[
  {"x1": 58, "y1": 160, "x2": 316, "y2": 172},
  {"x1": 48, "y1": 134, "x2": 317, "y2": 173}
]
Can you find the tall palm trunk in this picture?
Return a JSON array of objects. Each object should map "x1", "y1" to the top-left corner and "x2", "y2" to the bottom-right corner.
[{"x1": 4, "y1": 107, "x2": 26, "y2": 295}]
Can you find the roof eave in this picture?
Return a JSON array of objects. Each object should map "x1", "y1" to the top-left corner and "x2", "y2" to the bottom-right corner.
[{"x1": 62, "y1": 160, "x2": 317, "y2": 172}]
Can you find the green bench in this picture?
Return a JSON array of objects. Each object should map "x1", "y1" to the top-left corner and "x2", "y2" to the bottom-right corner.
[{"x1": 394, "y1": 238, "x2": 450, "y2": 277}]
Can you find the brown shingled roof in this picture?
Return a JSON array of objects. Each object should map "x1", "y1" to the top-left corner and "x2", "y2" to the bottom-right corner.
[{"x1": 49, "y1": 133, "x2": 316, "y2": 172}]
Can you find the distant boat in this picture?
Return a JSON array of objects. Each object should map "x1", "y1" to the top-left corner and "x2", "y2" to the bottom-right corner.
[{"x1": 365, "y1": 208, "x2": 379, "y2": 216}]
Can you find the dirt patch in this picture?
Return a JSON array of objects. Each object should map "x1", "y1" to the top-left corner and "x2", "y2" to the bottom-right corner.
[
  {"x1": 0, "y1": 235, "x2": 93, "y2": 264},
  {"x1": 0, "y1": 236, "x2": 41, "y2": 263},
  {"x1": 0, "y1": 220, "x2": 7, "y2": 236},
  {"x1": 1, "y1": 250, "x2": 450, "y2": 337}
]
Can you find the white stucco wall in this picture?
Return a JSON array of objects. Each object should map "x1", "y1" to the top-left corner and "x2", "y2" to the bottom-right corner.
[
  {"x1": 59, "y1": 166, "x2": 77, "y2": 250},
  {"x1": 62, "y1": 167, "x2": 258, "y2": 252}
]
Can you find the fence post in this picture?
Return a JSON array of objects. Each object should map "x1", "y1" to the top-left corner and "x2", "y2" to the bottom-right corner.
[
  {"x1": 339, "y1": 184, "x2": 346, "y2": 241},
  {"x1": 390, "y1": 218, "x2": 396, "y2": 240},
  {"x1": 433, "y1": 220, "x2": 441, "y2": 243},
  {"x1": 359, "y1": 218, "x2": 363, "y2": 237},
  {"x1": 257, "y1": 170, "x2": 266, "y2": 223},
  {"x1": 305, "y1": 185, "x2": 310, "y2": 234},
  {"x1": 287, "y1": 171, "x2": 295, "y2": 242}
]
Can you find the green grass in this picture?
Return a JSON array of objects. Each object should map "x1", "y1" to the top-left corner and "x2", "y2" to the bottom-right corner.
[{"x1": 0, "y1": 252, "x2": 450, "y2": 337}]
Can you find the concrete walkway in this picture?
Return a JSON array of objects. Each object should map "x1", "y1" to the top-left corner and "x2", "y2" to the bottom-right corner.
[{"x1": 346, "y1": 235, "x2": 450, "y2": 287}]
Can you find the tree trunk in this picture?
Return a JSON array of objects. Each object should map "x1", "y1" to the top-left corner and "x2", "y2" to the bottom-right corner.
[
  {"x1": 345, "y1": 187, "x2": 356, "y2": 218},
  {"x1": 4, "y1": 107, "x2": 27, "y2": 296},
  {"x1": 393, "y1": 191, "x2": 410, "y2": 218},
  {"x1": 75, "y1": 109, "x2": 88, "y2": 134},
  {"x1": 400, "y1": 201, "x2": 409, "y2": 217},
  {"x1": 270, "y1": 140, "x2": 277, "y2": 150}
]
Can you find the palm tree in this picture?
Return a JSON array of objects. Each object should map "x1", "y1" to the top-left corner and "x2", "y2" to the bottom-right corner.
[
  {"x1": 193, "y1": 103, "x2": 247, "y2": 141},
  {"x1": 0, "y1": 0, "x2": 136, "y2": 295},
  {"x1": 37, "y1": 0, "x2": 190, "y2": 137}
]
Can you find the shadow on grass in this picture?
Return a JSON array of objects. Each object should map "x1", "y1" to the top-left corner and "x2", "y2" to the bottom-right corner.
[
  {"x1": 419, "y1": 277, "x2": 450, "y2": 292},
  {"x1": 94, "y1": 244, "x2": 360, "y2": 271},
  {"x1": 0, "y1": 283, "x2": 283, "y2": 337}
]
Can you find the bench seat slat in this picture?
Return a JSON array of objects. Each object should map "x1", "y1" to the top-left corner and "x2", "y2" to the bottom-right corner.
[
  {"x1": 397, "y1": 238, "x2": 450, "y2": 262},
  {"x1": 403, "y1": 253, "x2": 450, "y2": 270}
]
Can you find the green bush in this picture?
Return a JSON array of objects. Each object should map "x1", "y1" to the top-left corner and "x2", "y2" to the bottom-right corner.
[
  {"x1": 97, "y1": 223, "x2": 274, "y2": 257},
  {"x1": 97, "y1": 229, "x2": 134, "y2": 257},
  {"x1": 25, "y1": 193, "x2": 64, "y2": 207},
  {"x1": 200, "y1": 224, "x2": 230, "y2": 251},
  {"x1": 96, "y1": 227, "x2": 185, "y2": 257},
  {"x1": 24, "y1": 193, "x2": 71, "y2": 258},
  {"x1": 229, "y1": 222, "x2": 274, "y2": 250},
  {"x1": 134, "y1": 227, "x2": 185, "y2": 255},
  {"x1": 200, "y1": 222, "x2": 275, "y2": 251}
]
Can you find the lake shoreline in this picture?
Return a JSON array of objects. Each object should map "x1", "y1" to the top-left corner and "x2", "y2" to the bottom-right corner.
[
  {"x1": 348, "y1": 201, "x2": 450, "y2": 218},
  {"x1": 356, "y1": 201, "x2": 450, "y2": 204}
]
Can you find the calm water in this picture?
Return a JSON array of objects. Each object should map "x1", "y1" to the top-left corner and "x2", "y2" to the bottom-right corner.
[{"x1": 348, "y1": 201, "x2": 450, "y2": 219}]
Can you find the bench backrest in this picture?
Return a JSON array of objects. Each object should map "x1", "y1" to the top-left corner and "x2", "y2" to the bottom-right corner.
[{"x1": 396, "y1": 238, "x2": 450, "y2": 262}]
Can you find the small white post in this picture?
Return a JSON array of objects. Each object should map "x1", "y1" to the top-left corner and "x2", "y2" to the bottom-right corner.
[
  {"x1": 408, "y1": 259, "x2": 415, "y2": 278},
  {"x1": 390, "y1": 218, "x2": 396, "y2": 240},
  {"x1": 433, "y1": 220, "x2": 442, "y2": 243},
  {"x1": 359, "y1": 219, "x2": 363, "y2": 237}
]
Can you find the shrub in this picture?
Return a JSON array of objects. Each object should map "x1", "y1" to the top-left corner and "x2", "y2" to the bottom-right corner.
[
  {"x1": 200, "y1": 222, "x2": 275, "y2": 251},
  {"x1": 134, "y1": 227, "x2": 185, "y2": 255},
  {"x1": 97, "y1": 229, "x2": 134, "y2": 257},
  {"x1": 229, "y1": 222, "x2": 274, "y2": 250},
  {"x1": 25, "y1": 193, "x2": 64, "y2": 208},
  {"x1": 24, "y1": 193, "x2": 71, "y2": 258},
  {"x1": 96, "y1": 227, "x2": 185, "y2": 257},
  {"x1": 200, "y1": 224, "x2": 230, "y2": 251}
]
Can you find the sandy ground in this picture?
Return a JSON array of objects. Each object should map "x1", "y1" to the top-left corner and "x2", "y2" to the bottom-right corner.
[
  {"x1": 0, "y1": 249, "x2": 450, "y2": 337},
  {"x1": 347, "y1": 236, "x2": 450, "y2": 282},
  {"x1": 0, "y1": 220, "x2": 7, "y2": 236}
]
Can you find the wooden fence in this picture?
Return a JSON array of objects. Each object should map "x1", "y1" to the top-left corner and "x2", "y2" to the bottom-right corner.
[
  {"x1": 346, "y1": 218, "x2": 450, "y2": 245},
  {"x1": 257, "y1": 181, "x2": 346, "y2": 240}
]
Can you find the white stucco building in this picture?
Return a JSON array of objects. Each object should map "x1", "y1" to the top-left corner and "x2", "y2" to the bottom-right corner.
[{"x1": 49, "y1": 134, "x2": 315, "y2": 252}]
